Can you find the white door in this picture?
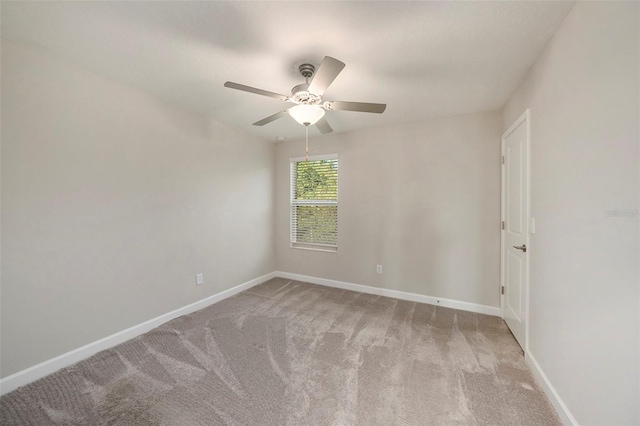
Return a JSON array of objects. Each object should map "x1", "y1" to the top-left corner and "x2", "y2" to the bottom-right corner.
[{"x1": 501, "y1": 110, "x2": 530, "y2": 351}]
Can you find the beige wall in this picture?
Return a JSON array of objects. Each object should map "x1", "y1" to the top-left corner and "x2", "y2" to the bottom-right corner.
[
  {"x1": 276, "y1": 111, "x2": 502, "y2": 308},
  {"x1": 502, "y1": 2, "x2": 639, "y2": 424},
  {"x1": 0, "y1": 41, "x2": 276, "y2": 377}
]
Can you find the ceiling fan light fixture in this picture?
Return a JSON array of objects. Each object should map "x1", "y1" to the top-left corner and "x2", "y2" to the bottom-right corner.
[{"x1": 288, "y1": 104, "x2": 325, "y2": 126}]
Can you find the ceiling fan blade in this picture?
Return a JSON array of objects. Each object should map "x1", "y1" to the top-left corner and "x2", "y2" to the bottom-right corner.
[
  {"x1": 315, "y1": 116, "x2": 333, "y2": 134},
  {"x1": 253, "y1": 110, "x2": 289, "y2": 126},
  {"x1": 307, "y1": 56, "x2": 346, "y2": 96},
  {"x1": 224, "y1": 81, "x2": 289, "y2": 102},
  {"x1": 325, "y1": 100, "x2": 386, "y2": 114}
]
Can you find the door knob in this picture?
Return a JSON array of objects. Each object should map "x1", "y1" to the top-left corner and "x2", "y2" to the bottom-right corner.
[{"x1": 513, "y1": 244, "x2": 527, "y2": 252}]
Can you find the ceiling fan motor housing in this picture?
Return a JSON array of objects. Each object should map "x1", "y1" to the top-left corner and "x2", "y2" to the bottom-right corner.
[
  {"x1": 291, "y1": 64, "x2": 322, "y2": 105},
  {"x1": 291, "y1": 83, "x2": 322, "y2": 105}
]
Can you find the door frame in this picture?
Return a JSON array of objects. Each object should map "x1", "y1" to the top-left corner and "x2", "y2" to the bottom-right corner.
[{"x1": 500, "y1": 108, "x2": 531, "y2": 352}]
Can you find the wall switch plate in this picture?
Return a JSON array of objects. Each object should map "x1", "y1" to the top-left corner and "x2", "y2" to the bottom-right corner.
[
  {"x1": 376, "y1": 265, "x2": 383, "y2": 274},
  {"x1": 530, "y1": 218, "x2": 536, "y2": 234},
  {"x1": 196, "y1": 273, "x2": 204, "y2": 285}
]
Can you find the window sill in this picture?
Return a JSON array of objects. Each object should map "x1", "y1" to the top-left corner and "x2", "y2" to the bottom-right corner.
[{"x1": 290, "y1": 243, "x2": 338, "y2": 253}]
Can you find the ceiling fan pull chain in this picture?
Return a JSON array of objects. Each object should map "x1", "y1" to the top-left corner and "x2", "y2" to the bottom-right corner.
[{"x1": 305, "y1": 125, "x2": 309, "y2": 161}]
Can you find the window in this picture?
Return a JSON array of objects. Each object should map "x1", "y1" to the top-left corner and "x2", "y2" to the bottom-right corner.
[{"x1": 290, "y1": 154, "x2": 338, "y2": 251}]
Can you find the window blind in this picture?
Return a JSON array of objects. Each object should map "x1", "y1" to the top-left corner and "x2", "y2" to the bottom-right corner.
[{"x1": 290, "y1": 156, "x2": 338, "y2": 249}]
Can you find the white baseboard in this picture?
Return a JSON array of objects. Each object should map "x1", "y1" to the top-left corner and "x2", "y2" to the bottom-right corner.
[
  {"x1": 0, "y1": 271, "x2": 276, "y2": 396},
  {"x1": 526, "y1": 350, "x2": 578, "y2": 425},
  {"x1": 275, "y1": 271, "x2": 501, "y2": 317}
]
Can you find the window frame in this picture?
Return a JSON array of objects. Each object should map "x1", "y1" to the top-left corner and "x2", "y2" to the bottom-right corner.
[{"x1": 289, "y1": 153, "x2": 339, "y2": 252}]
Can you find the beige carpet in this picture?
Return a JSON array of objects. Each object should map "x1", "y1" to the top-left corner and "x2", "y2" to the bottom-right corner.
[{"x1": 1, "y1": 278, "x2": 560, "y2": 425}]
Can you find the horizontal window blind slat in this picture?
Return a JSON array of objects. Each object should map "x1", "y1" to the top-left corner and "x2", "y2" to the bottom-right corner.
[{"x1": 291, "y1": 200, "x2": 337, "y2": 206}]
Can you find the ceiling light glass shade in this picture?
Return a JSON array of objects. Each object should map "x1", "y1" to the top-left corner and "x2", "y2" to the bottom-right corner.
[{"x1": 288, "y1": 105, "x2": 325, "y2": 126}]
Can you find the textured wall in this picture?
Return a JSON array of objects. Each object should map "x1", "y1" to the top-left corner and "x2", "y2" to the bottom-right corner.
[
  {"x1": 276, "y1": 111, "x2": 502, "y2": 308},
  {"x1": 502, "y1": 2, "x2": 639, "y2": 424},
  {"x1": 1, "y1": 41, "x2": 276, "y2": 377}
]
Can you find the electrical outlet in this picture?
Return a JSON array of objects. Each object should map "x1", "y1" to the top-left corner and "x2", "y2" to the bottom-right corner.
[
  {"x1": 376, "y1": 265, "x2": 383, "y2": 274},
  {"x1": 196, "y1": 273, "x2": 204, "y2": 286}
]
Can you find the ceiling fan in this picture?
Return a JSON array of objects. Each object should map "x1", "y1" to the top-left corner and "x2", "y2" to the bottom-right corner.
[{"x1": 224, "y1": 56, "x2": 386, "y2": 134}]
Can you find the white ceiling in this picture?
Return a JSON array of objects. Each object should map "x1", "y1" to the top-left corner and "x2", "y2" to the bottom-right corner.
[{"x1": 1, "y1": 1, "x2": 574, "y2": 141}]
